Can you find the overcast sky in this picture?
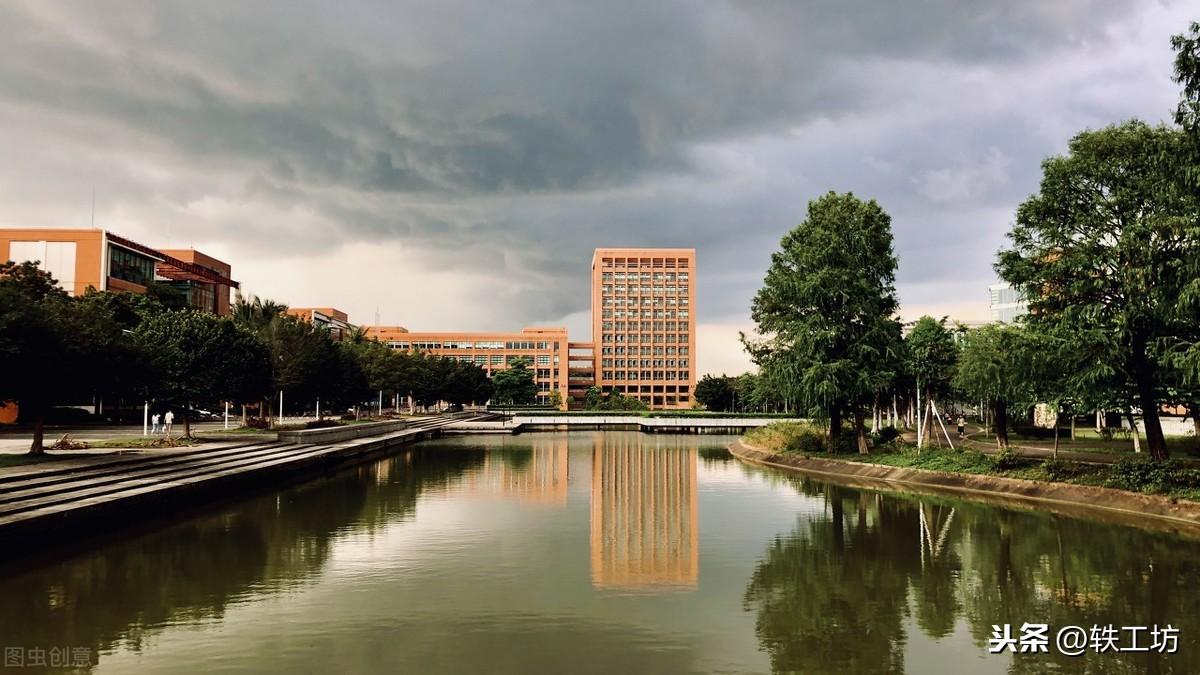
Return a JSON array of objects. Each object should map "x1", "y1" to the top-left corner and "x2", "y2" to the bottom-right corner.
[{"x1": 0, "y1": 1, "x2": 1191, "y2": 375}]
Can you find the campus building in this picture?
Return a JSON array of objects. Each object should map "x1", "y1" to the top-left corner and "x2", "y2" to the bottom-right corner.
[
  {"x1": 287, "y1": 307, "x2": 354, "y2": 341},
  {"x1": 362, "y1": 325, "x2": 571, "y2": 408},
  {"x1": 989, "y1": 282, "x2": 1027, "y2": 323},
  {"x1": 0, "y1": 228, "x2": 238, "y2": 315},
  {"x1": 592, "y1": 248, "x2": 696, "y2": 409},
  {"x1": 360, "y1": 247, "x2": 697, "y2": 411}
]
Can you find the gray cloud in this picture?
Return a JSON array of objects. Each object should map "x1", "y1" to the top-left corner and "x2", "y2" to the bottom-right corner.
[{"x1": 0, "y1": 0, "x2": 1190, "y2": 336}]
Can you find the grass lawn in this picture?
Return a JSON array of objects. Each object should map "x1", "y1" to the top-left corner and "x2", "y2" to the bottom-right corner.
[
  {"x1": 745, "y1": 422, "x2": 1200, "y2": 501},
  {"x1": 0, "y1": 453, "x2": 79, "y2": 468}
]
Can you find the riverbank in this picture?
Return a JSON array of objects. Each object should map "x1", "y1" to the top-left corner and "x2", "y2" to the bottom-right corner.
[{"x1": 729, "y1": 438, "x2": 1200, "y2": 536}]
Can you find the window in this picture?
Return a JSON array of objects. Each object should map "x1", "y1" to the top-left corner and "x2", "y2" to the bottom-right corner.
[
  {"x1": 491, "y1": 355, "x2": 504, "y2": 365},
  {"x1": 537, "y1": 355, "x2": 550, "y2": 365},
  {"x1": 107, "y1": 245, "x2": 157, "y2": 286}
]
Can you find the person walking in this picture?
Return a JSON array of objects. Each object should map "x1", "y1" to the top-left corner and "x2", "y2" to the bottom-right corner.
[
  {"x1": 151, "y1": 413, "x2": 161, "y2": 435},
  {"x1": 164, "y1": 410, "x2": 175, "y2": 436},
  {"x1": 956, "y1": 416, "x2": 966, "y2": 440}
]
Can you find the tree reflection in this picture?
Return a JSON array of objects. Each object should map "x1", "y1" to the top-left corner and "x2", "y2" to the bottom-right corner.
[
  {"x1": 744, "y1": 482, "x2": 1200, "y2": 674},
  {"x1": 0, "y1": 447, "x2": 484, "y2": 663}
]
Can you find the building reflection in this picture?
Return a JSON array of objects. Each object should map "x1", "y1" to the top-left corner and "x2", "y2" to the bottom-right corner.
[
  {"x1": 590, "y1": 435, "x2": 698, "y2": 590},
  {"x1": 460, "y1": 435, "x2": 570, "y2": 505}
]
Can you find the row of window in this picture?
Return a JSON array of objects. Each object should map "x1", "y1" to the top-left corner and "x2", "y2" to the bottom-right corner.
[
  {"x1": 386, "y1": 340, "x2": 556, "y2": 351},
  {"x1": 600, "y1": 285, "x2": 690, "y2": 295},
  {"x1": 601, "y1": 371, "x2": 691, "y2": 380},
  {"x1": 601, "y1": 333, "x2": 690, "y2": 344},
  {"x1": 600, "y1": 346, "x2": 689, "y2": 355},
  {"x1": 601, "y1": 321, "x2": 685, "y2": 331},
  {"x1": 600, "y1": 271, "x2": 690, "y2": 281},
  {"x1": 108, "y1": 246, "x2": 157, "y2": 286},
  {"x1": 606, "y1": 384, "x2": 691, "y2": 394},
  {"x1": 601, "y1": 310, "x2": 690, "y2": 319},
  {"x1": 601, "y1": 297, "x2": 689, "y2": 306},
  {"x1": 410, "y1": 352, "x2": 559, "y2": 367},
  {"x1": 599, "y1": 260, "x2": 690, "y2": 270},
  {"x1": 601, "y1": 359, "x2": 689, "y2": 368}
]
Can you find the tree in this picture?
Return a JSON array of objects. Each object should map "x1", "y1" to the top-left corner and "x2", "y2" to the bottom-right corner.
[
  {"x1": 905, "y1": 316, "x2": 958, "y2": 447},
  {"x1": 0, "y1": 262, "x2": 134, "y2": 453},
  {"x1": 1172, "y1": 21, "x2": 1200, "y2": 132},
  {"x1": 694, "y1": 374, "x2": 735, "y2": 412},
  {"x1": 491, "y1": 358, "x2": 537, "y2": 405},
  {"x1": 997, "y1": 121, "x2": 1198, "y2": 461},
  {"x1": 749, "y1": 191, "x2": 902, "y2": 453},
  {"x1": 134, "y1": 311, "x2": 271, "y2": 437},
  {"x1": 953, "y1": 325, "x2": 1037, "y2": 449}
]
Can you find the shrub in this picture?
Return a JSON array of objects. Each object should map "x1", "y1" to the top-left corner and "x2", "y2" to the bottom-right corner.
[
  {"x1": 830, "y1": 430, "x2": 859, "y2": 454},
  {"x1": 993, "y1": 448, "x2": 1024, "y2": 470},
  {"x1": 305, "y1": 419, "x2": 344, "y2": 429},
  {"x1": 244, "y1": 416, "x2": 269, "y2": 429},
  {"x1": 872, "y1": 427, "x2": 901, "y2": 446},
  {"x1": 784, "y1": 426, "x2": 827, "y2": 454},
  {"x1": 340, "y1": 413, "x2": 357, "y2": 421},
  {"x1": 1104, "y1": 459, "x2": 1200, "y2": 495},
  {"x1": 1041, "y1": 458, "x2": 1070, "y2": 482}
]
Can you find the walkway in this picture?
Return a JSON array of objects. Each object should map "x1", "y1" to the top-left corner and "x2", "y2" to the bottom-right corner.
[{"x1": 0, "y1": 414, "x2": 474, "y2": 545}]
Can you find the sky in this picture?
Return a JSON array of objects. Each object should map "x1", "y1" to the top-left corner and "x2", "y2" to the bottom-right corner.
[{"x1": 0, "y1": 1, "x2": 1192, "y2": 376}]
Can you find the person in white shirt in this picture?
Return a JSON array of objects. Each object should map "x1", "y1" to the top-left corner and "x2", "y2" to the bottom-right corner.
[
  {"x1": 164, "y1": 410, "x2": 175, "y2": 435},
  {"x1": 151, "y1": 413, "x2": 161, "y2": 435}
]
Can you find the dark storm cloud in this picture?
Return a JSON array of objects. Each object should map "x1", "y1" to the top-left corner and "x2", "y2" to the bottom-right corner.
[{"x1": 0, "y1": 0, "x2": 1187, "y2": 329}]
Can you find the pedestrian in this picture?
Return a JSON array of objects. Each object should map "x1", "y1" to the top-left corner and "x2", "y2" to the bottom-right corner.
[
  {"x1": 164, "y1": 410, "x2": 175, "y2": 435},
  {"x1": 151, "y1": 412, "x2": 161, "y2": 435},
  {"x1": 956, "y1": 416, "x2": 966, "y2": 439}
]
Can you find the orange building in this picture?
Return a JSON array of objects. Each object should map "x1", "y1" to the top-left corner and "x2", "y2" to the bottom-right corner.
[
  {"x1": 287, "y1": 307, "x2": 353, "y2": 341},
  {"x1": 362, "y1": 325, "x2": 570, "y2": 408},
  {"x1": 592, "y1": 248, "x2": 696, "y2": 408},
  {"x1": 0, "y1": 228, "x2": 238, "y2": 315}
]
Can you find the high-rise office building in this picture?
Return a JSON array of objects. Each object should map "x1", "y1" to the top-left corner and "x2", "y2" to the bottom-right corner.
[{"x1": 591, "y1": 248, "x2": 696, "y2": 409}]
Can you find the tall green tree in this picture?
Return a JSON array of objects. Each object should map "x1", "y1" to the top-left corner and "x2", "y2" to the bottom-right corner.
[
  {"x1": 0, "y1": 262, "x2": 134, "y2": 453},
  {"x1": 953, "y1": 324, "x2": 1037, "y2": 449},
  {"x1": 749, "y1": 191, "x2": 902, "y2": 453},
  {"x1": 694, "y1": 374, "x2": 736, "y2": 412},
  {"x1": 997, "y1": 121, "x2": 1198, "y2": 460},
  {"x1": 134, "y1": 311, "x2": 271, "y2": 437},
  {"x1": 905, "y1": 316, "x2": 958, "y2": 446},
  {"x1": 491, "y1": 358, "x2": 537, "y2": 405}
]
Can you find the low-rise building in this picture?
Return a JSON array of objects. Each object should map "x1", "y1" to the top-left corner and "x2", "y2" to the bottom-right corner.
[
  {"x1": 0, "y1": 228, "x2": 238, "y2": 314},
  {"x1": 362, "y1": 325, "x2": 570, "y2": 408},
  {"x1": 287, "y1": 307, "x2": 354, "y2": 341}
]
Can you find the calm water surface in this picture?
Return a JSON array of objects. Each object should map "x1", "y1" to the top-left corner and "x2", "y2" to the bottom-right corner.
[{"x1": 2, "y1": 431, "x2": 1198, "y2": 673}]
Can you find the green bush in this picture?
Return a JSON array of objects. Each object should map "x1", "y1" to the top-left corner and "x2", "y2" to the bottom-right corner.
[
  {"x1": 1105, "y1": 459, "x2": 1200, "y2": 494},
  {"x1": 872, "y1": 427, "x2": 901, "y2": 446},
  {"x1": 244, "y1": 416, "x2": 269, "y2": 429},
  {"x1": 784, "y1": 426, "x2": 827, "y2": 454},
  {"x1": 993, "y1": 448, "x2": 1024, "y2": 470},
  {"x1": 830, "y1": 430, "x2": 859, "y2": 454},
  {"x1": 304, "y1": 419, "x2": 344, "y2": 429}
]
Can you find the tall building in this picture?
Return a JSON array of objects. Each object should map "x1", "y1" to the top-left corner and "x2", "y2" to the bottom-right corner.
[
  {"x1": 988, "y1": 282, "x2": 1027, "y2": 323},
  {"x1": 362, "y1": 325, "x2": 570, "y2": 408},
  {"x1": 0, "y1": 228, "x2": 239, "y2": 314},
  {"x1": 591, "y1": 248, "x2": 696, "y2": 409}
]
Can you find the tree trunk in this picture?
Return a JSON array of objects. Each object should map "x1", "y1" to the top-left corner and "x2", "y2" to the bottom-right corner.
[
  {"x1": 854, "y1": 408, "x2": 870, "y2": 454},
  {"x1": 1069, "y1": 413, "x2": 1075, "y2": 441},
  {"x1": 1052, "y1": 412, "x2": 1060, "y2": 459},
  {"x1": 827, "y1": 405, "x2": 842, "y2": 451},
  {"x1": 1131, "y1": 338, "x2": 1168, "y2": 460},
  {"x1": 994, "y1": 398, "x2": 1009, "y2": 449},
  {"x1": 29, "y1": 412, "x2": 46, "y2": 455},
  {"x1": 1128, "y1": 411, "x2": 1142, "y2": 454},
  {"x1": 183, "y1": 401, "x2": 192, "y2": 438}
]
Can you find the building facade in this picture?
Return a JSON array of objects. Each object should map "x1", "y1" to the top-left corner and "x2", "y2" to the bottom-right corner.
[
  {"x1": 287, "y1": 307, "x2": 353, "y2": 341},
  {"x1": 362, "y1": 325, "x2": 571, "y2": 408},
  {"x1": 1, "y1": 228, "x2": 238, "y2": 315},
  {"x1": 988, "y1": 282, "x2": 1027, "y2": 323},
  {"x1": 591, "y1": 248, "x2": 696, "y2": 409}
]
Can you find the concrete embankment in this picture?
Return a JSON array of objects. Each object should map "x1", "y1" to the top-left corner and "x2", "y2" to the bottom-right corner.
[
  {"x1": 728, "y1": 439, "x2": 1200, "y2": 537},
  {"x1": 0, "y1": 414, "x2": 471, "y2": 549},
  {"x1": 445, "y1": 416, "x2": 805, "y2": 435}
]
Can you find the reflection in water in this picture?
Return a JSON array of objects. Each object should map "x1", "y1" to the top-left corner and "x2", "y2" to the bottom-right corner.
[
  {"x1": 743, "y1": 477, "x2": 1200, "y2": 674},
  {"x1": 460, "y1": 435, "x2": 570, "y2": 504},
  {"x1": 2, "y1": 432, "x2": 1200, "y2": 674},
  {"x1": 589, "y1": 435, "x2": 698, "y2": 591}
]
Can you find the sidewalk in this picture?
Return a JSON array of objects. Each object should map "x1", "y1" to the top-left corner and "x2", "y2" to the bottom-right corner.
[{"x1": 903, "y1": 424, "x2": 1200, "y2": 465}]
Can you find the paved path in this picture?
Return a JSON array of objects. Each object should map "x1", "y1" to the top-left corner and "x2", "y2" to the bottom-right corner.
[
  {"x1": 0, "y1": 423, "x2": 228, "y2": 453},
  {"x1": 904, "y1": 424, "x2": 1200, "y2": 466}
]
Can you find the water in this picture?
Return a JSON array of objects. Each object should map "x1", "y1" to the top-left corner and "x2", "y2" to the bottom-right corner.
[{"x1": 1, "y1": 431, "x2": 1198, "y2": 673}]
